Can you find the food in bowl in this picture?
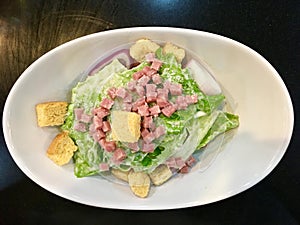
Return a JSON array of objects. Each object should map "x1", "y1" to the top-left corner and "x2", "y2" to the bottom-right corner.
[{"x1": 35, "y1": 38, "x2": 239, "y2": 198}]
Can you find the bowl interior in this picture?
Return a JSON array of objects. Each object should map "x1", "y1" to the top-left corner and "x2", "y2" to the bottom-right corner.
[{"x1": 3, "y1": 27, "x2": 293, "y2": 209}]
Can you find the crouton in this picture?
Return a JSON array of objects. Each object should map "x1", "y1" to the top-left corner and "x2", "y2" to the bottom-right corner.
[
  {"x1": 128, "y1": 171, "x2": 150, "y2": 198},
  {"x1": 129, "y1": 39, "x2": 160, "y2": 62},
  {"x1": 111, "y1": 111, "x2": 141, "y2": 143},
  {"x1": 111, "y1": 168, "x2": 130, "y2": 182},
  {"x1": 36, "y1": 101, "x2": 68, "y2": 127},
  {"x1": 46, "y1": 131, "x2": 77, "y2": 166},
  {"x1": 163, "y1": 42, "x2": 185, "y2": 63},
  {"x1": 149, "y1": 164, "x2": 173, "y2": 186}
]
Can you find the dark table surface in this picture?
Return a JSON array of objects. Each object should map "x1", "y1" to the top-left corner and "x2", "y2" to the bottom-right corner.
[{"x1": 0, "y1": 1, "x2": 299, "y2": 224}]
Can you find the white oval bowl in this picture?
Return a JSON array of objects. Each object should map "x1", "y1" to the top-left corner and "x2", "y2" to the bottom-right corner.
[{"x1": 2, "y1": 27, "x2": 294, "y2": 210}]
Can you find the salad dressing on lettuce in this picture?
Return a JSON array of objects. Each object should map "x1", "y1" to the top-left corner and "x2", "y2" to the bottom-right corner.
[{"x1": 59, "y1": 39, "x2": 239, "y2": 196}]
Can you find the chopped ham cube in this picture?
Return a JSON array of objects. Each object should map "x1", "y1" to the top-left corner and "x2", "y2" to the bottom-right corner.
[
  {"x1": 175, "y1": 157, "x2": 186, "y2": 168},
  {"x1": 127, "y1": 142, "x2": 139, "y2": 152},
  {"x1": 157, "y1": 88, "x2": 169, "y2": 99},
  {"x1": 141, "y1": 128, "x2": 150, "y2": 138},
  {"x1": 146, "y1": 84, "x2": 157, "y2": 94},
  {"x1": 112, "y1": 148, "x2": 126, "y2": 164},
  {"x1": 176, "y1": 96, "x2": 188, "y2": 110},
  {"x1": 93, "y1": 107, "x2": 109, "y2": 118},
  {"x1": 116, "y1": 87, "x2": 127, "y2": 98},
  {"x1": 143, "y1": 132, "x2": 156, "y2": 143},
  {"x1": 74, "y1": 108, "x2": 84, "y2": 120},
  {"x1": 169, "y1": 83, "x2": 182, "y2": 96},
  {"x1": 107, "y1": 87, "x2": 117, "y2": 99},
  {"x1": 80, "y1": 113, "x2": 92, "y2": 123},
  {"x1": 163, "y1": 80, "x2": 172, "y2": 89},
  {"x1": 102, "y1": 121, "x2": 111, "y2": 132},
  {"x1": 161, "y1": 104, "x2": 176, "y2": 117},
  {"x1": 142, "y1": 66, "x2": 157, "y2": 77},
  {"x1": 123, "y1": 103, "x2": 132, "y2": 112},
  {"x1": 146, "y1": 92, "x2": 157, "y2": 103},
  {"x1": 152, "y1": 74, "x2": 162, "y2": 84},
  {"x1": 138, "y1": 75, "x2": 150, "y2": 86},
  {"x1": 99, "y1": 139, "x2": 116, "y2": 152},
  {"x1": 186, "y1": 94, "x2": 198, "y2": 104},
  {"x1": 151, "y1": 59, "x2": 163, "y2": 71},
  {"x1": 133, "y1": 71, "x2": 144, "y2": 80},
  {"x1": 127, "y1": 80, "x2": 136, "y2": 91},
  {"x1": 135, "y1": 85, "x2": 145, "y2": 97},
  {"x1": 99, "y1": 163, "x2": 110, "y2": 171},
  {"x1": 154, "y1": 126, "x2": 166, "y2": 138},
  {"x1": 179, "y1": 165, "x2": 190, "y2": 173},
  {"x1": 123, "y1": 93, "x2": 133, "y2": 103},
  {"x1": 74, "y1": 122, "x2": 86, "y2": 132},
  {"x1": 145, "y1": 52, "x2": 156, "y2": 62},
  {"x1": 132, "y1": 97, "x2": 146, "y2": 111},
  {"x1": 93, "y1": 116, "x2": 103, "y2": 129},
  {"x1": 156, "y1": 96, "x2": 170, "y2": 108},
  {"x1": 137, "y1": 104, "x2": 149, "y2": 116},
  {"x1": 93, "y1": 129, "x2": 106, "y2": 142},
  {"x1": 142, "y1": 116, "x2": 153, "y2": 129},
  {"x1": 100, "y1": 98, "x2": 114, "y2": 110},
  {"x1": 149, "y1": 105, "x2": 161, "y2": 116},
  {"x1": 142, "y1": 142, "x2": 155, "y2": 153},
  {"x1": 186, "y1": 156, "x2": 197, "y2": 167}
]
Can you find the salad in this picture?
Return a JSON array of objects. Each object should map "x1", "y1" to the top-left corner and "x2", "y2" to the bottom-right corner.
[{"x1": 45, "y1": 39, "x2": 239, "y2": 198}]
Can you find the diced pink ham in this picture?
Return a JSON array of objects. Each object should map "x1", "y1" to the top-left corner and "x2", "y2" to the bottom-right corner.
[
  {"x1": 116, "y1": 87, "x2": 127, "y2": 98},
  {"x1": 146, "y1": 84, "x2": 157, "y2": 94},
  {"x1": 132, "y1": 97, "x2": 146, "y2": 111},
  {"x1": 186, "y1": 156, "x2": 197, "y2": 167},
  {"x1": 100, "y1": 98, "x2": 114, "y2": 110},
  {"x1": 127, "y1": 80, "x2": 136, "y2": 91},
  {"x1": 142, "y1": 66, "x2": 157, "y2": 77},
  {"x1": 107, "y1": 87, "x2": 117, "y2": 99},
  {"x1": 93, "y1": 129, "x2": 106, "y2": 142},
  {"x1": 133, "y1": 71, "x2": 144, "y2": 80},
  {"x1": 179, "y1": 165, "x2": 190, "y2": 173},
  {"x1": 143, "y1": 132, "x2": 156, "y2": 143},
  {"x1": 149, "y1": 105, "x2": 161, "y2": 116},
  {"x1": 163, "y1": 80, "x2": 172, "y2": 89},
  {"x1": 89, "y1": 123, "x2": 96, "y2": 134},
  {"x1": 142, "y1": 116, "x2": 153, "y2": 129},
  {"x1": 141, "y1": 128, "x2": 150, "y2": 138},
  {"x1": 80, "y1": 113, "x2": 92, "y2": 123},
  {"x1": 137, "y1": 75, "x2": 150, "y2": 86},
  {"x1": 154, "y1": 126, "x2": 166, "y2": 138},
  {"x1": 74, "y1": 108, "x2": 84, "y2": 120},
  {"x1": 165, "y1": 158, "x2": 176, "y2": 168},
  {"x1": 156, "y1": 96, "x2": 170, "y2": 108},
  {"x1": 102, "y1": 121, "x2": 111, "y2": 132},
  {"x1": 169, "y1": 83, "x2": 183, "y2": 96},
  {"x1": 186, "y1": 94, "x2": 198, "y2": 104},
  {"x1": 123, "y1": 103, "x2": 132, "y2": 112},
  {"x1": 100, "y1": 139, "x2": 116, "y2": 152},
  {"x1": 152, "y1": 74, "x2": 162, "y2": 84},
  {"x1": 74, "y1": 122, "x2": 86, "y2": 132},
  {"x1": 142, "y1": 142, "x2": 155, "y2": 153},
  {"x1": 161, "y1": 104, "x2": 176, "y2": 117},
  {"x1": 112, "y1": 148, "x2": 126, "y2": 165},
  {"x1": 146, "y1": 92, "x2": 157, "y2": 103},
  {"x1": 137, "y1": 104, "x2": 149, "y2": 117},
  {"x1": 150, "y1": 59, "x2": 163, "y2": 71},
  {"x1": 175, "y1": 157, "x2": 186, "y2": 168},
  {"x1": 99, "y1": 163, "x2": 110, "y2": 171},
  {"x1": 93, "y1": 116, "x2": 103, "y2": 129},
  {"x1": 176, "y1": 96, "x2": 188, "y2": 110},
  {"x1": 127, "y1": 142, "x2": 139, "y2": 152},
  {"x1": 135, "y1": 85, "x2": 145, "y2": 97},
  {"x1": 157, "y1": 88, "x2": 169, "y2": 99},
  {"x1": 145, "y1": 52, "x2": 156, "y2": 62},
  {"x1": 123, "y1": 93, "x2": 132, "y2": 103},
  {"x1": 93, "y1": 107, "x2": 109, "y2": 118}
]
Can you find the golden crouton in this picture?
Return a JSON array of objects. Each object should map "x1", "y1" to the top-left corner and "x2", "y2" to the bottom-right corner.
[
  {"x1": 111, "y1": 111, "x2": 141, "y2": 143},
  {"x1": 149, "y1": 164, "x2": 173, "y2": 186},
  {"x1": 46, "y1": 132, "x2": 77, "y2": 166},
  {"x1": 128, "y1": 171, "x2": 150, "y2": 198},
  {"x1": 36, "y1": 101, "x2": 68, "y2": 127},
  {"x1": 129, "y1": 39, "x2": 160, "y2": 62},
  {"x1": 163, "y1": 42, "x2": 185, "y2": 63},
  {"x1": 111, "y1": 168, "x2": 130, "y2": 182}
]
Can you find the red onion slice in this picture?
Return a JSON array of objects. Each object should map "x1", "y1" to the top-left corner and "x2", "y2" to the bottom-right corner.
[{"x1": 88, "y1": 49, "x2": 135, "y2": 75}]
